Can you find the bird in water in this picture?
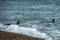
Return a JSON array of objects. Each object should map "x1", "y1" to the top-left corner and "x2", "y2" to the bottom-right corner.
[
  {"x1": 6, "y1": 23, "x2": 10, "y2": 25},
  {"x1": 16, "y1": 20, "x2": 20, "y2": 25},
  {"x1": 51, "y1": 18, "x2": 55, "y2": 23},
  {"x1": 41, "y1": 18, "x2": 56, "y2": 23},
  {"x1": 6, "y1": 20, "x2": 21, "y2": 25}
]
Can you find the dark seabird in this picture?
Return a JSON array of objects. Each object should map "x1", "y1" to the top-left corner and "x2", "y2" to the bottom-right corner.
[
  {"x1": 6, "y1": 23, "x2": 10, "y2": 25},
  {"x1": 16, "y1": 20, "x2": 20, "y2": 25},
  {"x1": 41, "y1": 18, "x2": 56, "y2": 23},
  {"x1": 51, "y1": 18, "x2": 55, "y2": 23},
  {"x1": 5, "y1": 20, "x2": 21, "y2": 25}
]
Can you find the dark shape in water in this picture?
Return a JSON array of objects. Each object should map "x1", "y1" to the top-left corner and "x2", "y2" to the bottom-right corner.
[
  {"x1": 51, "y1": 18, "x2": 55, "y2": 22},
  {"x1": 6, "y1": 23, "x2": 10, "y2": 25},
  {"x1": 16, "y1": 20, "x2": 20, "y2": 25},
  {"x1": 41, "y1": 18, "x2": 55, "y2": 23},
  {"x1": 5, "y1": 20, "x2": 21, "y2": 25}
]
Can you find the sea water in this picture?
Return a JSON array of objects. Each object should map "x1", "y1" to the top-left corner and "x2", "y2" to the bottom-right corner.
[{"x1": 0, "y1": 0, "x2": 60, "y2": 40}]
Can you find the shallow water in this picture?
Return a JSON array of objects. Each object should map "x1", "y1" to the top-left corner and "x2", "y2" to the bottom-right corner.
[{"x1": 0, "y1": 0, "x2": 60, "y2": 40}]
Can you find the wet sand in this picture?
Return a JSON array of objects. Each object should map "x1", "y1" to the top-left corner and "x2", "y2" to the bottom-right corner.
[{"x1": 0, "y1": 30, "x2": 45, "y2": 40}]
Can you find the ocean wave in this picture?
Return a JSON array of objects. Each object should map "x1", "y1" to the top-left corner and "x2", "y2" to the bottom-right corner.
[{"x1": 0, "y1": 23, "x2": 52, "y2": 40}]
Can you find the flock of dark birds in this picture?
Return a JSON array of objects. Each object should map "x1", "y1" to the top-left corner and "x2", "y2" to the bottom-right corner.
[
  {"x1": 6, "y1": 18, "x2": 55, "y2": 25},
  {"x1": 6, "y1": 20, "x2": 20, "y2": 25}
]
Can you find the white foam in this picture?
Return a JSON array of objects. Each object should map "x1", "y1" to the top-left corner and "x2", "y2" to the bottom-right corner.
[
  {"x1": 0, "y1": 23, "x2": 52, "y2": 40},
  {"x1": 0, "y1": 23, "x2": 7, "y2": 29},
  {"x1": 4, "y1": 25, "x2": 46, "y2": 38}
]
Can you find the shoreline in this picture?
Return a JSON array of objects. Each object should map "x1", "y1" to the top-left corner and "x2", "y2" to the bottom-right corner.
[{"x1": 0, "y1": 30, "x2": 45, "y2": 40}]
